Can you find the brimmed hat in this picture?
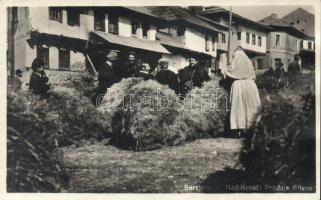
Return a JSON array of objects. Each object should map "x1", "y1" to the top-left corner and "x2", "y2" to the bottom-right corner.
[{"x1": 106, "y1": 50, "x2": 120, "y2": 60}]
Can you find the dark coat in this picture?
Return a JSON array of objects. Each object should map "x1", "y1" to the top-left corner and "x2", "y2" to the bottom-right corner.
[
  {"x1": 155, "y1": 69, "x2": 178, "y2": 91},
  {"x1": 118, "y1": 61, "x2": 140, "y2": 78},
  {"x1": 29, "y1": 72, "x2": 50, "y2": 98},
  {"x1": 178, "y1": 64, "x2": 210, "y2": 94},
  {"x1": 288, "y1": 61, "x2": 300, "y2": 74}
]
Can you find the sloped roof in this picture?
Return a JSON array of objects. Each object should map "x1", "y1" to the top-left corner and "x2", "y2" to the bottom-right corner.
[
  {"x1": 197, "y1": 6, "x2": 269, "y2": 30},
  {"x1": 258, "y1": 13, "x2": 313, "y2": 39},
  {"x1": 145, "y1": 6, "x2": 225, "y2": 33},
  {"x1": 282, "y1": 8, "x2": 314, "y2": 37},
  {"x1": 123, "y1": 6, "x2": 161, "y2": 19},
  {"x1": 259, "y1": 14, "x2": 290, "y2": 27}
]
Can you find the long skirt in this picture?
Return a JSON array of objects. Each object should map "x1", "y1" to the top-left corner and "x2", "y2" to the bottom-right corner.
[{"x1": 230, "y1": 79, "x2": 261, "y2": 130}]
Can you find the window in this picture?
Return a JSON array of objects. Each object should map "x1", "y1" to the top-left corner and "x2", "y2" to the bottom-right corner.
[
  {"x1": 49, "y1": 7, "x2": 62, "y2": 23},
  {"x1": 59, "y1": 49, "x2": 70, "y2": 70},
  {"x1": 212, "y1": 36, "x2": 216, "y2": 51},
  {"x1": 237, "y1": 32, "x2": 241, "y2": 40},
  {"x1": 257, "y1": 58, "x2": 264, "y2": 69},
  {"x1": 300, "y1": 40, "x2": 303, "y2": 49},
  {"x1": 221, "y1": 33, "x2": 226, "y2": 44},
  {"x1": 252, "y1": 34, "x2": 256, "y2": 45},
  {"x1": 94, "y1": 11, "x2": 105, "y2": 32},
  {"x1": 142, "y1": 23, "x2": 150, "y2": 38},
  {"x1": 275, "y1": 34, "x2": 280, "y2": 46},
  {"x1": 177, "y1": 26, "x2": 185, "y2": 36},
  {"x1": 258, "y1": 36, "x2": 262, "y2": 47},
  {"x1": 290, "y1": 22, "x2": 295, "y2": 25},
  {"x1": 246, "y1": 32, "x2": 250, "y2": 43},
  {"x1": 205, "y1": 35, "x2": 210, "y2": 52},
  {"x1": 108, "y1": 14, "x2": 118, "y2": 35},
  {"x1": 67, "y1": 8, "x2": 80, "y2": 26},
  {"x1": 296, "y1": 20, "x2": 300, "y2": 24},
  {"x1": 37, "y1": 46, "x2": 49, "y2": 69},
  {"x1": 308, "y1": 42, "x2": 312, "y2": 49},
  {"x1": 131, "y1": 20, "x2": 140, "y2": 36}
]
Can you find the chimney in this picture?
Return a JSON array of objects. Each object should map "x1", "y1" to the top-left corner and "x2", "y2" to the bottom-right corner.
[
  {"x1": 187, "y1": 6, "x2": 204, "y2": 14},
  {"x1": 271, "y1": 13, "x2": 278, "y2": 18}
]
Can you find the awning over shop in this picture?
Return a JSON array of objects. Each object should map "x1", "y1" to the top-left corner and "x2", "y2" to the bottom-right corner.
[{"x1": 91, "y1": 31, "x2": 170, "y2": 54}]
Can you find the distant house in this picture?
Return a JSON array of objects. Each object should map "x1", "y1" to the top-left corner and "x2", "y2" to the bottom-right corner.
[
  {"x1": 146, "y1": 6, "x2": 226, "y2": 73},
  {"x1": 259, "y1": 13, "x2": 314, "y2": 70},
  {"x1": 282, "y1": 8, "x2": 315, "y2": 68},
  {"x1": 8, "y1": 7, "x2": 170, "y2": 85},
  {"x1": 197, "y1": 6, "x2": 270, "y2": 70}
]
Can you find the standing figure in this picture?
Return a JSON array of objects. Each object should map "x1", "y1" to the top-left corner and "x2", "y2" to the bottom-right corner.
[
  {"x1": 223, "y1": 47, "x2": 261, "y2": 137},
  {"x1": 12, "y1": 69, "x2": 23, "y2": 91},
  {"x1": 117, "y1": 51, "x2": 140, "y2": 78},
  {"x1": 288, "y1": 54, "x2": 301, "y2": 75},
  {"x1": 155, "y1": 58, "x2": 178, "y2": 92},
  {"x1": 29, "y1": 58, "x2": 50, "y2": 98},
  {"x1": 94, "y1": 50, "x2": 120, "y2": 107},
  {"x1": 178, "y1": 57, "x2": 210, "y2": 95}
]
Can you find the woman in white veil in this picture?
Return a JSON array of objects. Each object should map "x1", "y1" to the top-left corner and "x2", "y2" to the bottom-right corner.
[{"x1": 222, "y1": 46, "x2": 261, "y2": 137}]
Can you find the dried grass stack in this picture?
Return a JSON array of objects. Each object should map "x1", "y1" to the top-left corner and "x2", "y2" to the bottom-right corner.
[
  {"x1": 170, "y1": 79, "x2": 229, "y2": 140},
  {"x1": 111, "y1": 78, "x2": 229, "y2": 151},
  {"x1": 111, "y1": 80, "x2": 182, "y2": 150},
  {"x1": 241, "y1": 74, "x2": 316, "y2": 190}
]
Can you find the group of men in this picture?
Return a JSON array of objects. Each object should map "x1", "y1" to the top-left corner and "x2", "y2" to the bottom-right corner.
[{"x1": 93, "y1": 49, "x2": 211, "y2": 106}]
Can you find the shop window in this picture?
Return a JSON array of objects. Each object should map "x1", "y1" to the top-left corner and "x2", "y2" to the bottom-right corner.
[
  {"x1": 59, "y1": 49, "x2": 70, "y2": 70},
  {"x1": 37, "y1": 46, "x2": 49, "y2": 69}
]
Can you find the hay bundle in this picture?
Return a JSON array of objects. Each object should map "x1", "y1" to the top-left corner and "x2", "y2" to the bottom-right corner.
[
  {"x1": 172, "y1": 79, "x2": 229, "y2": 139},
  {"x1": 111, "y1": 80, "x2": 182, "y2": 150},
  {"x1": 240, "y1": 85, "x2": 316, "y2": 189}
]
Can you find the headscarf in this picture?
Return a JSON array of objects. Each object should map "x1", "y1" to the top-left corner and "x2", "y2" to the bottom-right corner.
[{"x1": 226, "y1": 49, "x2": 256, "y2": 80}]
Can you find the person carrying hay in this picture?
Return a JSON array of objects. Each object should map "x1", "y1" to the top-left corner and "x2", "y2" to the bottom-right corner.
[{"x1": 222, "y1": 46, "x2": 261, "y2": 138}]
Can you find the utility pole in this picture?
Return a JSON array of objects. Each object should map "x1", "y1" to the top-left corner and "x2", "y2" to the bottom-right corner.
[
  {"x1": 8, "y1": 7, "x2": 17, "y2": 84},
  {"x1": 227, "y1": 6, "x2": 232, "y2": 64}
]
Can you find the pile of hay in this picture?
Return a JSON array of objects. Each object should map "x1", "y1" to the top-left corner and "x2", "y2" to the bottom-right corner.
[
  {"x1": 240, "y1": 77, "x2": 316, "y2": 190},
  {"x1": 109, "y1": 78, "x2": 229, "y2": 151},
  {"x1": 7, "y1": 90, "x2": 68, "y2": 192},
  {"x1": 170, "y1": 79, "x2": 228, "y2": 140},
  {"x1": 111, "y1": 80, "x2": 181, "y2": 150},
  {"x1": 7, "y1": 86, "x2": 113, "y2": 192}
]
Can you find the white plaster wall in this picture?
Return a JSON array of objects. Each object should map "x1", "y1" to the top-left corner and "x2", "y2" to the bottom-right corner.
[
  {"x1": 49, "y1": 47, "x2": 59, "y2": 70},
  {"x1": 185, "y1": 27, "x2": 216, "y2": 56},
  {"x1": 149, "y1": 25, "x2": 157, "y2": 40},
  {"x1": 29, "y1": 7, "x2": 88, "y2": 40},
  {"x1": 118, "y1": 16, "x2": 131, "y2": 37}
]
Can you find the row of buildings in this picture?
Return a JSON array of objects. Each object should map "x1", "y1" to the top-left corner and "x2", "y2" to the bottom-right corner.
[{"x1": 7, "y1": 6, "x2": 315, "y2": 84}]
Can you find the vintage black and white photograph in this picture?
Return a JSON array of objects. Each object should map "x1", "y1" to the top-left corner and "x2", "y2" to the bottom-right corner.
[{"x1": 3, "y1": 0, "x2": 320, "y2": 198}]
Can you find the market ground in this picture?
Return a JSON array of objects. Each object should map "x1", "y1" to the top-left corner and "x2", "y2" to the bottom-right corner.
[{"x1": 59, "y1": 138, "x2": 244, "y2": 193}]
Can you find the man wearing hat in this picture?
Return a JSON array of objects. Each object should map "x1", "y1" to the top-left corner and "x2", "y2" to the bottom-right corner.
[
  {"x1": 155, "y1": 58, "x2": 178, "y2": 92},
  {"x1": 94, "y1": 50, "x2": 120, "y2": 107}
]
